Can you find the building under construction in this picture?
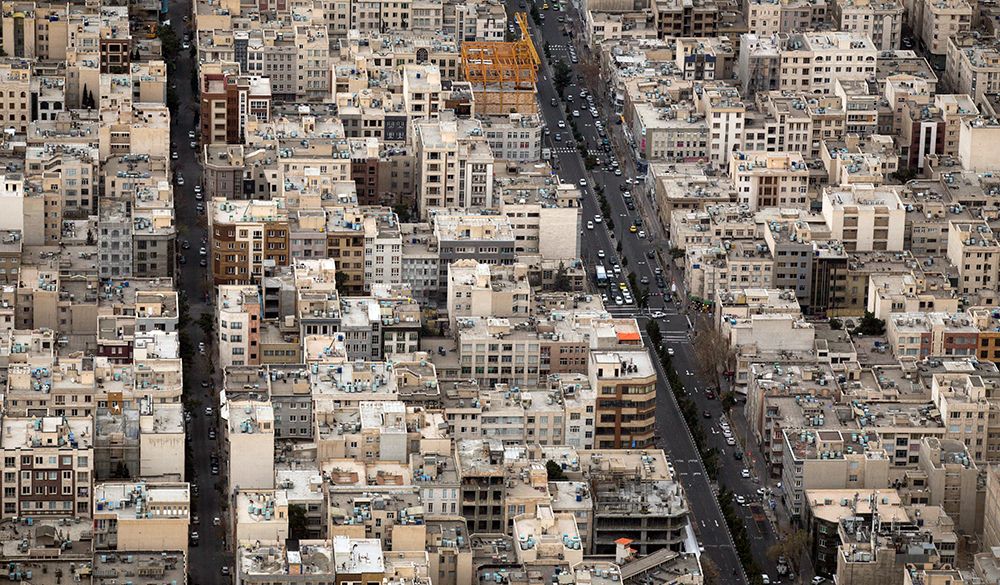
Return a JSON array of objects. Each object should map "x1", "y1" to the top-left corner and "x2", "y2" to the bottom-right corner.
[{"x1": 461, "y1": 12, "x2": 540, "y2": 115}]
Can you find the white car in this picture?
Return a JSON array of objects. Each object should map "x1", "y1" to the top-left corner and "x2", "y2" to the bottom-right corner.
[
  {"x1": 199, "y1": 247, "x2": 207, "y2": 256},
  {"x1": 638, "y1": 230, "x2": 646, "y2": 238},
  {"x1": 735, "y1": 495, "x2": 746, "y2": 505},
  {"x1": 615, "y1": 296, "x2": 624, "y2": 305},
  {"x1": 579, "y1": 178, "x2": 588, "y2": 186},
  {"x1": 811, "y1": 577, "x2": 825, "y2": 585},
  {"x1": 726, "y1": 437, "x2": 737, "y2": 446},
  {"x1": 650, "y1": 311, "x2": 666, "y2": 319},
  {"x1": 741, "y1": 469, "x2": 751, "y2": 478},
  {"x1": 593, "y1": 214, "x2": 602, "y2": 223},
  {"x1": 572, "y1": 110, "x2": 580, "y2": 117},
  {"x1": 667, "y1": 347, "x2": 675, "y2": 356},
  {"x1": 188, "y1": 131, "x2": 196, "y2": 139},
  {"x1": 176, "y1": 175, "x2": 185, "y2": 185},
  {"x1": 557, "y1": 120, "x2": 566, "y2": 129},
  {"x1": 597, "y1": 249, "x2": 605, "y2": 258},
  {"x1": 586, "y1": 221, "x2": 594, "y2": 230}
]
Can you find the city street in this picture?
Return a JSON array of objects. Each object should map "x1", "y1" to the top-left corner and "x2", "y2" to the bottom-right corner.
[
  {"x1": 513, "y1": 1, "x2": 784, "y2": 581},
  {"x1": 165, "y1": 1, "x2": 230, "y2": 582}
]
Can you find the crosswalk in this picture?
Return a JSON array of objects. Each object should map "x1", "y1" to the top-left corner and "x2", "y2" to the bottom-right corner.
[{"x1": 551, "y1": 146, "x2": 579, "y2": 153}]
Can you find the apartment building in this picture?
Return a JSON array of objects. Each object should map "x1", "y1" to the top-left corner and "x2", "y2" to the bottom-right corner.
[
  {"x1": 628, "y1": 103, "x2": 709, "y2": 162},
  {"x1": 947, "y1": 221, "x2": 1000, "y2": 298},
  {"x1": 93, "y1": 481, "x2": 190, "y2": 551},
  {"x1": 821, "y1": 185, "x2": 906, "y2": 252},
  {"x1": 481, "y1": 113, "x2": 544, "y2": 162},
  {"x1": 496, "y1": 172, "x2": 582, "y2": 260},
  {"x1": 920, "y1": 0, "x2": 971, "y2": 57},
  {"x1": 226, "y1": 399, "x2": 275, "y2": 493},
  {"x1": 915, "y1": 437, "x2": 983, "y2": 534},
  {"x1": 446, "y1": 261, "x2": 531, "y2": 330},
  {"x1": 779, "y1": 32, "x2": 877, "y2": 95},
  {"x1": 651, "y1": 0, "x2": 718, "y2": 37},
  {"x1": 433, "y1": 214, "x2": 516, "y2": 294},
  {"x1": 216, "y1": 285, "x2": 262, "y2": 368},
  {"x1": 362, "y1": 211, "x2": 403, "y2": 292},
  {"x1": 886, "y1": 312, "x2": 980, "y2": 357},
  {"x1": 0, "y1": 60, "x2": 32, "y2": 134},
  {"x1": 589, "y1": 351, "x2": 657, "y2": 449},
  {"x1": 730, "y1": 151, "x2": 810, "y2": 210},
  {"x1": 832, "y1": 0, "x2": 904, "y2": 50},
  {"x1": 413, "y1": 115, "x2": 495, "y2": 216},
  {"x1": 199, "y1": 70, "x2": 272, "y2": 145},
  {"x1": 737, "y1": 34, "x2": 782, "y2": 98},
  {"x1": 209, "y1": 198, "x2": 290, "y2": 285},
  {"x1": 699, "y1": 87, "x2": 745, "y2": 168},
  {"x1": 945, "y1": 33, "x2": 1000, "y2": 108},
  {"x1": 0, "y1": 416, "x2": 93, "y2": 519}
]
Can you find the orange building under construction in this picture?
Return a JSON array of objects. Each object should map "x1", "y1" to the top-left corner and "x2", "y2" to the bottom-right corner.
[{"x1": 461, "y1": 12, "x2": 540, "y2": 114}]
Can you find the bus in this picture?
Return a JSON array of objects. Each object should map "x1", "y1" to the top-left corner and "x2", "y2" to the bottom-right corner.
[{"x1": 595, "y1": 264, "x2": 608, "y2": 286}]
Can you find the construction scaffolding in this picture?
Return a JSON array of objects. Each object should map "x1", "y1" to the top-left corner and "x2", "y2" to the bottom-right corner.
[{"x1": 461, "y1": 12, "x2": 541, "y2": 115}]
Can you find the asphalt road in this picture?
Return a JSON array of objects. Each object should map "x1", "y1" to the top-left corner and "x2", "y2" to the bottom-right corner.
[
  {"x1": 164, "y1": 3, "x2": 230, "y2": 583},
  {"x1": 513, "y1": 2, "x2": 787, "y2": 581}
]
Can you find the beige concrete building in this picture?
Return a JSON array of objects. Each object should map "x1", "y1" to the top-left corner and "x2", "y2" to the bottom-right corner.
[
  {"x1": 916, "y1": 437, "x2": 984, "y2": 534},
  {"x1": 413, "y1": 115, "x2": 495, "y2": 217},
  {"x1": 945, "y1": 33, "x2": 1000, "y2": 108},
  {"x1": 959, "y1": 117, "x2": 1000, "y2": 171},
  {"x1": 779, "y1": 32, "x2": 878, "y2": 95},
  {"x1": 920, "y1": 0, "x2": 972, "y2": 57},
  {"x1": 821, "y1": 184, "x2": 906, "y2": 252},
  {"x1": 446, "y1": 260, "x2": 531, "y2": 331},
  {"x1": 781, "y1": 429, "x2": 890, "y2": 517},
  {"x1": 225, "y1": 399, "x2": 275, "y2": 493},
  {"x1": 947, "y1": 220, "x2": 1000, "y2": 297},
  {"x1": 93, "y1": 481, "x2": 190, "y2": 552},
  {"x1": 833, "y1": 0, "x2": 904, "y2": 50},
  {"x1": 984, "y1": 465, "x2": 1000, "y2": 550},
  {"x1": 730, "y1": 151, "x2": 810, "y2": 210},
  {"x1": 216, "y1": 285, "x2": 262, "y2": 368}
]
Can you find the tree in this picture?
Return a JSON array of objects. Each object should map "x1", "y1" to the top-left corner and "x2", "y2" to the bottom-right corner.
[
  {"x1": 766, "y1": 530, "x2": 810, "y2": 567},
  {"x1": 553, "y1": 59, "x2": 572, "y2": 96},
  {"x1": 393, "y1": 203, "x2": 412, "y2": 222},
  {"x1": 638, "y1": 287, "x2": 649, "y2": 309},
  {"x1": 721, "y1": 390, "x2": 737, "y2": 413},
  {"x1": 701, "y1": 555, "x2": 721, "y2": 585},
  {"x1": 646, "y1": 320, "x2": 662, "y2": 348},
  {"x1": 853, "y1": 311, "x2": 885, "y2": 336},
  {"x1": 545, "y1": 460, "x2": 567, "y2": 481},
  {"x1": 693, "y1": 327, "x2": 734, "y2": 389},
  {"x1": 335, "y1": 271, "x2": 349, "y2": 291},
  {"x1": 197, "y1": 312, "x2": 215, "y2": 339},
  {"x1": 81, "y1": 85, "x2": 94, "y2": 109},
  {"x1": 553, "y1": 261, "x2": 571, "y2": 292},
  {"x1": 157, "y1": 24, "x2": 181, "y2": 60},
  {"x1": 289, "y1": 504, "x2": 309, "y2": 539}
]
